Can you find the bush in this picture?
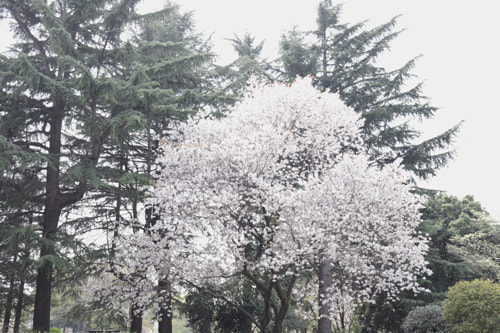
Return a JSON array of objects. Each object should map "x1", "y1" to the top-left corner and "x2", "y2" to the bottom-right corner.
[
  {"x1": 442, "y1": 279, "x2": 500, "y2": 332},
  {"x1": 401, "y1": 304, "x2": 448, "y2": 333}
]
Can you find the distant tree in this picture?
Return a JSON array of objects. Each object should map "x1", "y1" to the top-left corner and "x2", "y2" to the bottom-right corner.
[
  {"x1": 442, "y1": 279, "x2": 500, "y2": 333},
  {"x1": 279, "y1": 28, "x2": 318, "y2": 81},
  {"x1": 401, "y1": 305, "x2": 448, "y2": 333},
  {"x1": 419, "y1": 194, "x2": 499, "y2": 292},
  {"x1": 217, "y1": 33, "x2": 275, "y2": 96}
]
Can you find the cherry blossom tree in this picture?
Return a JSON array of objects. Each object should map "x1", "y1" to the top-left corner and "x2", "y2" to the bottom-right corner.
[{"x1": 91, "y1": 77, "x2": 430, "y2": 332}]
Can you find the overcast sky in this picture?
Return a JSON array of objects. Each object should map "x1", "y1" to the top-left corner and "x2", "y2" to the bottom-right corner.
[
  {"x1": 137, "y1": 0, "x2": 500, "y2": 219},
  {"x1": 1, "y1": 1, "x2": 498, "y2": 219}
]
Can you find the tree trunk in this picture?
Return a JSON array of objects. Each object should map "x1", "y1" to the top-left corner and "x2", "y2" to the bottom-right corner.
[
  {"x1": 129, "y1": 305, "x2": 142, "y2": 333},
  {"x1": 2, "y1": 274, "x2": 15, "y2": 333},
  {"x1": 318, "y1": 258, "x2": 333, "y2": 333},
  {"x1": 272, "y1": 308, "x2": 288, "y2": 333},
  {"x1": 158, "y1": 278, "x2": 172, "y2": 333},
  {"x1": 33, "y1": 206, "x2": 60, "y2": 332},
  {"x1": 240, "y1": 313, "x2": 252, "y2": 333},
  {"x1": 33, "y1": 107, "x2": 63, "y2": 333},
  {"x1": 13, "y1": 279, "x2": 24, "y2": 333}
]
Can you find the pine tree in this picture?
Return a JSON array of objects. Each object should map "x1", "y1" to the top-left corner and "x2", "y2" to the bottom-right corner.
[
  {"x1": 0, "y1": 1, "x2": 171, "y2": 331},
  {"x1": 279, "y1": 0, "x2": 459, "y2": 180},
  {"x1": 218, "y1": 33, "x2": 275, "y2": 96}
]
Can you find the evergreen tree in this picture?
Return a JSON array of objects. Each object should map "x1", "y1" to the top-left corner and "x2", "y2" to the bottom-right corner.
[
  {"x1": 0, "y1": 0, "x2": 180, "y2": 331},
  {"x1": 279, "y1": 0, "x2": 459, "y2": 179},
  {"x1": 218, "y1": 33, "x2": 275, "y2": 96},
  {"x1": 279, "y1": 28, "x2": 318, "y2": 81}
]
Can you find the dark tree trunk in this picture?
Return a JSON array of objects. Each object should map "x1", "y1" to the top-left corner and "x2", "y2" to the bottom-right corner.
[
  {"x1": 129, "y1": 305, "x2": 142, "y2": 333},
  {"x1": 271, "y1": 275, "x2": 297, "y2": 333},
  {"x1": 318, "y1": 258, "x2": 333, "y2": 333},
  {"x1": 158, "y1": 278, "x2": 172, "y2": 333},
  {"x1": 33, "y1": 205, "x2": 60, "y2": 332},
  {"x1": 2, "y1": 274, "x2": 15, "y2": 333},
  {"x1": 33, "y1": 108, "x2": 63, "y2": 333},
  {"x1": 240, "y1": 312, "x2": 253, "y2": 333},
  {"x1": 13, "y1": 279, "x2": 24, "y2": 333},
  {"x1": 272, "y1": 306, "x2": 288, "y2": 333}
]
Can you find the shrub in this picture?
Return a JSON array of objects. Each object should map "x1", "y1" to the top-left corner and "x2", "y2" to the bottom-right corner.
[
  {"x1": 442, "y1": 279, "x2": 500, "y2": 332},
  {"x1": 401, "y1": 304, "x2": 448, "y2": 333}
]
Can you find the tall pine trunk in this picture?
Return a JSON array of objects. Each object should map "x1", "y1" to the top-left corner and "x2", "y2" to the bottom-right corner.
[
  {"x1": 2, "y1": 273, "x2": 15, "y2": 333},
  {"x1": 13, "y1": 279, "x2": 24, "y2": 333},
  {"x1": 33, "y1": 106, "x2": 63, "y2": 333}
]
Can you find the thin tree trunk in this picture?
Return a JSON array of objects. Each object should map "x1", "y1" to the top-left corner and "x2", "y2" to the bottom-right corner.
[
  {"x1": 318, "y1": 258, "x2": 333, "y2": 333},
  {"x1": 157, "y1": 278, "x2": 172, "y2": 333},
  {"x1": 271, "y1": 274, "x2": 297, "y2": 333},
  {"x1": 2, "y1": 274, "x2": 15, "y2": 333},
  {"x1": 13, "y1": 279, "x2": 24, "y2": 333},
  {"x1": 240, "y1": 280, "x2": 253, "y2": 333},
  {"x1": 129, "y1": 305, "x2": 142, "y2": 333},
  {"x1": 272, "y1": 307, "x2": 288, "y2": 333}
]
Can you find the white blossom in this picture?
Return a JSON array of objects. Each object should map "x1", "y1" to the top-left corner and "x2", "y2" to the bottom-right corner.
[{"x1": 92, "y1": 77, "x2": 430, "y2": 322}]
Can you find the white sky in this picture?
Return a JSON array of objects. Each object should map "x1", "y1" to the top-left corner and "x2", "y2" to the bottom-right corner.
[{"x1": 1, "y1": 0, "x2": 498, "y2": 219}]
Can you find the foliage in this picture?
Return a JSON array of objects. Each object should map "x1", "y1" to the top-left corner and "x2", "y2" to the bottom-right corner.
[
  {"x1": 218, "y1": 33, "x2": 275, "y2": 96},
  {"x1": 279, "y1": 28, "x2": 318, "y2": 81},
  {"x1": 442, "y1": 279, "x2": 500, "y2": 333},
  {"x1": 419, "y1": 194, "x2": 499, "y2": 296},
  {"x1": 357, "y1": 193, "x2": 499, "y2": 332},
  {"x1": 401, "y1": 304, "x2": 448, "y2": 333},
  {"x1": 50, "y1": 289, "x2": 127, "y2": 332}
]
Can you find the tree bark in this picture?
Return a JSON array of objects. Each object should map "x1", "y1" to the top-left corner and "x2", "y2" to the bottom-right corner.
[
  {"x1": 13, "y1": 279, "x2": 24, "y2": 333},
  {"x1": 33, "y1": 104, "x2": 63, "y2": 333},
  {"x1": 2, "y1": 273, "x2": 15, "y2": 333},
  {"x1": 33, "y1": 201, "x2": 61, "y2": 332},
  {"x1": 158, "y1": 278, "x2": 172, "y2": 333},
  {"x1": 129, "y1": 305, "x2": 142, "y2": 333},
  {"x1": 240, "y1": 315, "x2": 252, "y2": 333},
  {"x1": 318, "y1": 258, "x2": 333, "y2": 333}
]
